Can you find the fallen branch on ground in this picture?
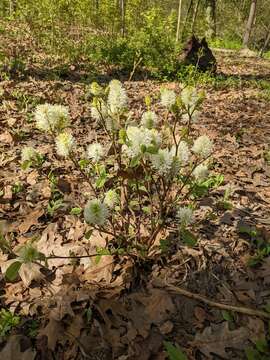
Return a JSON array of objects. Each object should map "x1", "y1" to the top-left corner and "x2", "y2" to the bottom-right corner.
[{"x1": 163, "y1": 283, "x2": 270, "y2": 319}]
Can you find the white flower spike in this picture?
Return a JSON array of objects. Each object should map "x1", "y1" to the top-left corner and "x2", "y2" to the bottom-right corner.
[
  {"x1": 104, "y1": 190, "x2": 118, "y2": 209},
  {"x1": 55, "y1": 132, "x2": 75, "y2": 157},
  {"x1": 177, "y1": 207, "x2": 194, "y2": 227},
  {"x1": 35, "y1": 104, "x2": 70, "y2": 133},
  {"x1": 151, "y1": 148, "x2": 175, "y2": 175},
  {"x1": 193, "y1": 164, "x2": 209, "y2": 181},
  {"x1": 160, "y1": 89, "x2": 176, "y2": 109},
  {"x1": 21, "y1": 146, "x2": 38, "y2": 162},
  {"x1": 84, "y1": 199, "x2": 109, "y2": 226},
  {"x1": 141, "y1": 111, "x2": 158, "y2": 129},
  {"x1": 87, "y1": 143, "x2": 104, "y2": 163},
  {"x1": 108, "y1": 80, "x2": 128, "y2": 114},
  {"x1": 123, "y1": 126, "x2": 161, "y2": 158},
  {"x1": 192, "y1": 135, "x2": 213, "y2": 158}
]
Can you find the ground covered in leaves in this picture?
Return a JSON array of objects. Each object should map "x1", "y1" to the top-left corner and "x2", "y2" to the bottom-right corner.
[{"x1": 1, "y1": 51, "x2": 270, "y2": 359}]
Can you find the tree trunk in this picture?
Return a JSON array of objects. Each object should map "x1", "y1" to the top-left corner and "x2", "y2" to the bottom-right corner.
[
  {"x1": 181, "y1": 0, "x2": 193, "y2": 40},
  {"x1": 242, "y1": 0, "x2": 257, "y2": 48},
  {"x1": 120, "y1": 0, "x2": 125, "y2": 37},
  {"x1": 259, "y1": 28, "x2": 270, "y2": 57},
  {"x1": 9, "y1": 0, "x2": 14, "y2": 16},
  {"x1": 176, "y1": 0, "x2": 183, "y2": 42},
  {"x1": 205, "y1": 0, "x2": 216, "y2": 39},
  {"x1": 191, "y1": 0, "x2": 200, "y2": 34}
]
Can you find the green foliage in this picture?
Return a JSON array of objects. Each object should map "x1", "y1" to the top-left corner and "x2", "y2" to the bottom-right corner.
[
  {"x1": 0, "y1": 309, "x2": 20, "y2": 337},
  {"x1": 190, "y1": 174, "x2": 224, "y2": 199},
  {"x1": 47, "y1": 198, "x2": 64, "y2": 216},
  {"x1": 84, "y1": 7, "x2": 179, "y2": 77},
  {"x1": 70, "y1": 207, "x2": 82, "y2": 215},
  {"x1": 237, "y1": 224, "x2": 270, "y2": 266},
  {"x1": 245, "y1": 339, "x2": 270, "y2": 360},
  {"x1": 164, "y1": 341, "x2": 187, "y2": 360},
  {"x1": 5, "y1": 261, "x2": 22, "y2": 281},
  {"x1": 209, "y1": 37, "x2": 242, "y2": 50},
  {"x1": 180, "y1": 229, "x2": 197, "y2": 247},
  {"x1": 221, "y1": 310, "x2": 235, "y2": 323},
  {"x1": 11, "y1": 181, "x2": 24, "y2": 194}
]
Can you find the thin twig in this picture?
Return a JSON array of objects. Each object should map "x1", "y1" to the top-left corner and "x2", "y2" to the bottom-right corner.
[{"x1": 165, "y1": 283, "x2": 270, "y2": 319}]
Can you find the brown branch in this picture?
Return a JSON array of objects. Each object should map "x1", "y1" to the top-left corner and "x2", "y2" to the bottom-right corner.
[{"x1": 165, "y1": 283, "x2": 270, "y2": 319}]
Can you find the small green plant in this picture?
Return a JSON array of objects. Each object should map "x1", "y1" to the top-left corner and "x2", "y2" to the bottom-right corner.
[
  {"x1": 26, "y1": 319, "x2": 39, "y2": 338},
  {"x1": 5, "y1": 241, "x2": 45, "y2": 282},
  {"x1": 264, "y1": 149, "x2": 270, "y2": 164},
  {"x1": 0, "y1": 309, "x2": 20, "y2": 337},
  {"x1": 12, "y1": 181, "x2": 24, "y2": 195},
  {"x1": 216, "y1": 186, "x2": 233, "y2": 210},
  {"x1": 47, "y1": 198, "x2": 64, "y2": 217},
  {"x1": 237, "y1": 224, "x2": 270, "y2": 266},
  {"x1": 164, "y1": 341, "x2": 187, "y2": 360},
  {"x1": 221, "y1": 310, "x2": 235, "y2": 323},
  {"x1": 245, "y1": 339, "x2": 270, "y2": 360}
]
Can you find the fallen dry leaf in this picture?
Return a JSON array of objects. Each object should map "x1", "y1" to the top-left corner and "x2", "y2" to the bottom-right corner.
[
  {"x1": 0, "y1": 335, "x2": 36, "y2": 360},
  {"x1": 38, "y1": 317, "x2": 64, "y2": 351},
  {"x1": 19, "y1": 262, "x2": 43, "y2": 287},
  {"x1": 192, "y1": 322, "x2": 249, "y2": 358},
  {"x1": 17, "y1": 208, "x2": 44, "y2": 233}
]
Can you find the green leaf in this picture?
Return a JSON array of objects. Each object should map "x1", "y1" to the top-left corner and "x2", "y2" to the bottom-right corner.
[
  {"x1": 119, "y1": 128, "x2": 127, "y2": 144},
  {"x1": 146, "y1": 145, "x2": 158, "y2": 154},
  {"x1": 85, "y1": 229, "x2": 93, "y2": 240},
  {"x1": 145, "y1": 95, "x2": 151, "y2": 107},
  {"x1": 245, "y1": 347, "x2": 261, "y2": 360},
  {"x1": 85, "y1": 307, "x2": 92, "y2": 323},
  {"x1": 70, "y1": 207, "x2": 82, "y2": 215},
  {"x1": 181, "y1": 229, "x2": 197, "y2": 247},
  {"x1": 5, "y1": 261, "x2": 22, "y2": 281},
  {"x1": 264, "y1": 303, "x2": 270, "y2": 313},
  {"x1": 95, "y1": 174, "x2": 107, "y2": 188},
  {"x1": 164, "y1": 341, "x2": 187, "y2": 360},
  {"x1": 142, "y1": 206, "x2": 151, "y2": 214},
  {"x1": 255, "y1": 339, "x2": 268, "y2": 353},
  {"x1": 78, "y1": 159, "x2": 90, "y2": 169},
  {"x1": 130, "y1": 156, "x2": 141, "y2": 168},
  {"x1": 221, "y1": 310, "x2": 234, "y2": 322},
  {"x1": 237, "y1": 224, "x2": 256, "y2": 237},
  {"x1": 95, "y1": 247, "x2": 111, "y2": 263},
  {"x1": 160, "y1": 239, "x2": 169, "y2": 253},
  {"x1": 21, "y1": 160, "x2": 31, "y2": 170}
]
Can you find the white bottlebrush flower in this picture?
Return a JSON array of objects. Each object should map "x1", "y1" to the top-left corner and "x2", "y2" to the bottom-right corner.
[
  {"x1": 192, "y1": 135, "x2": 213, "y2": 158},
  {"x1": 107, "y1": 79, "x2": 128, "y2": 114},
  {"x1": 141, "y1": 111, "x2": 158, "y2": 129},
  {"x1": 104, "y1": 189, "x2": 118, "y2": 209},
  {"x1": 160, "y1": 89, "x2": 176, "y2": 109},
  {"x1": 171, "y1": 141, "x2": 190, "y2": 164},
  {"x1": 87, "y1": 143, "x2": 104, "y2": 163},
  {"x1": 91, "y1": 99, "x2": 108, "y2": 122},
  {"x1": 84, "y1": 199, "x2": 109, "y2": 226},
  {"x1": 35, "y1": 104, "x2": 70, "y2": 132},
  {"x1": 151, "y1": 148, "x2": 175, "y2": 175},
  {"x1": 182, "y1": 110, "x2": 200, "y2": 124},
  {"x1": 181, "y1": 86, "x2": 199, "y2": 108},
  {"x1": 177, "y1": 207, "x2": 194, "y2": 227},
  {"x1": 123, "y1": 126, "x2": 161, "y2": 158},
  {"x1": 21, "y1": 146, "x2": 38, "y2": 162},
  {"x1": 55, "y1": 132, "x2": 75, "y2": 157},
  {"x1": 193, "y1": 164, "x2": 209, "y2": 181}
]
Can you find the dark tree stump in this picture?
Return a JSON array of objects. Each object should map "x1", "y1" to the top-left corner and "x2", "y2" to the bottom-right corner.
[{"x1": 181, "y1": 35, "x2": 217, "y2": 73}]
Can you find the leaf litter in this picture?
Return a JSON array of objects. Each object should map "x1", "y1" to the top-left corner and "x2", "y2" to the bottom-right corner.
[{"x1": 0, "y1": 52, "x2": 270, "y2": 359}]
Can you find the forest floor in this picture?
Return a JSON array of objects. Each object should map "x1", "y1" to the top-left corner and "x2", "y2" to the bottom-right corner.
[{"x1": 0, "y1": 51, "x2": 270, "y2": 360}]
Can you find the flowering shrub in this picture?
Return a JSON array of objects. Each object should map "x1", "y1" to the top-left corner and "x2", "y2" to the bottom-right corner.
[{"x1": 7, "y1": 79, "x2": 224, "y2": 279}]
